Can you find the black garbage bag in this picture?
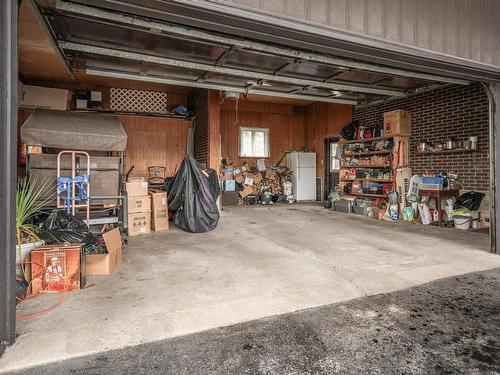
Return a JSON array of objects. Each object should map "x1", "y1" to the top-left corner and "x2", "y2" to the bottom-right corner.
[
  {"x1": 164, "y1": 155, "x2": 220, "y2": 233},
  {"x1": 39, "y1": 210, "x2": 96, "y2": 244},
  {"x1": 453, "y1": 191, "x2": 485, "y2": 211},
  {"x1": 340, "y1": 121, "x2": 359, "y2": 140}
]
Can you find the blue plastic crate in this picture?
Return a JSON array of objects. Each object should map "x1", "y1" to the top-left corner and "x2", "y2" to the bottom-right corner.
[{"x1": 421, "y1": 177, "x2": 444, "y2": 185}]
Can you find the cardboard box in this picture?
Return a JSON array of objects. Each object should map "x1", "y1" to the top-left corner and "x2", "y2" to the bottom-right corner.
[
  {"x1": 128, "y1": 176, "x2": 145, "y2": 182},
  {"x1": 235, "y1": 173, "x2": 245, "y2": 184},
  {"x1": 86, "y1": 228, "x2": 123, "y2": 276},
  {"x1": 149, "y1": 191, "x2": 169, "y2": 231},
  {"x1": 352, "y1": 181, "x2": 362, "y2": 192},
  {"x1": 371, "y1": 207, "x2": 386, "y2": 220},
  {"x1": 20, "y1": 85, "x2": 70, "y2": 111},
  {"x1": 124, "y1": 181, "x2": 148, "y2": 196},
  {"x1": 383, "y1": 109, "x2": 411, "y2": 136},
  {"x1": 128, "y1": 212, "x2": 151, "y2": 236},
  {"x1": 266, "y1": 168, "x2": 277, "y2": 180},
  {"x1": 31, "y1": 244, "x2": 86, "y2": 294},
  {"x1": 127, "y1": 195, "x2": 151, "y2": 213},
  {"x1": 239, "y1": 185, "x2": 255, "y2": 198},
  {"x1": 253, "y1": 172, "x2": 263, "y2": 184}
]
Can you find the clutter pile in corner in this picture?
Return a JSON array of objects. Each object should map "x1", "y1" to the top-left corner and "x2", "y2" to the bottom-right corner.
[{"x1": 219, "y1": 157, "x2": 294, "y2": 206}]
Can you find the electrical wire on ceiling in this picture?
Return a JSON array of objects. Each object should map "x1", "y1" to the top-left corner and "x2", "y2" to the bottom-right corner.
[
  {"x1": 218, "y1": 91, "x2": 225, "y2": 105},
  {"x1": 233, "y1": 97, "x2": 239, "y2": 126}
]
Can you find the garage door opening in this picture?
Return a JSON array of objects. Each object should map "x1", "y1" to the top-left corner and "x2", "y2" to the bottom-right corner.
[{"x1": 2, "y1": 0, "x2": 500, "y2": 371}]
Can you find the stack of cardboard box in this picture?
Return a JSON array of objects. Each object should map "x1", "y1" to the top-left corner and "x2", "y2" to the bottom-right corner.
[
  {"x1": 124, "y1": 179, "x2": 151, "y2": 236},
  {"x1": 219, "y1": 159, "x2": 292, "y2": 205}
]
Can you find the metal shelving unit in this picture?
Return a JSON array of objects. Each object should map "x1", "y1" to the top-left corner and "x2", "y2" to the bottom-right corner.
[{"x1": 339, "y1": 136, "x2": 409, "y2": 200}]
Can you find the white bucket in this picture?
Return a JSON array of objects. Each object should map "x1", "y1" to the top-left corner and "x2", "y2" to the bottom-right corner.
[
  {"x1": 16, "y1": 241, "x2": 43, "y2": 278},
  {"x1": 453, "y1": 216, "x2": 471, "y2": 230}
]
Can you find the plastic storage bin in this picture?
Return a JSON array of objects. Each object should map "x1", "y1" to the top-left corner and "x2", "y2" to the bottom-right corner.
[{"x1": 333, "y1": 200, "x2": 353, "y2": 213}]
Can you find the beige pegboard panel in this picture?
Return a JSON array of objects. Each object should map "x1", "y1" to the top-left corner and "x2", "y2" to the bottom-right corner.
[{"x1": 110, "y1": 88, "x2": 168, "y2": 114}]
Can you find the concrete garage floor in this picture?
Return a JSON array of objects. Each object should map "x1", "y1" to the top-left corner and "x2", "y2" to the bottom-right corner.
[
  {"x1": 9, "y1": 269, "x2": 500, "y2": 374},
  {"x1": 2, "y1": 204, "x2": 500, "y2": 372}
]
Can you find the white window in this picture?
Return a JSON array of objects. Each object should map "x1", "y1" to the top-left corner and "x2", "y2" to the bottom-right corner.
[
  {"x1": 330, "y1": 142, "x2": 340, "y2": 171},
  {"x1": 239, "y1": 127, "x2": 270, "y2": 158}
]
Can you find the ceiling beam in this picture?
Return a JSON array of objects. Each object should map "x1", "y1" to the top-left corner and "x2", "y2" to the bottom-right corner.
[
  {"x1": 54, "y1": 0, "x2": 470, "y2": 86},
  {"x1": 85, "y1": 67, "x2": 359, "y2": 105},
  {"x1": 61, "y1": 41, "x2": 404, "y2": 97}
]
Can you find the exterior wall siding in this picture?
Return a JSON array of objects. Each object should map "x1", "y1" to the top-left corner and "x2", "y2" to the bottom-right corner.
[
  {"x1": 353, "y1": 84, "x2": 489, "y2": 191},
  {"x1": 223, "y1": 0, "x2": 500, "y2": 67}
]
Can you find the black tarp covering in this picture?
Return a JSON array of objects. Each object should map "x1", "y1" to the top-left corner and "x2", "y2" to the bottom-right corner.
[{"x1": 164, "y1": 155, "x2": 220, "y2": 233}]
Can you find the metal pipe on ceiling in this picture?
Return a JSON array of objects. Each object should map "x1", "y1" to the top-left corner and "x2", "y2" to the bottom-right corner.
[
  {"x1": 54, "y1": 0, "x2": 470, "y2": 86},
  {"x1": 85, "y1": 67, "x2": 359, "y2": 105},
  {"x1": 61, "y1": 41, "x2": 403, "y2": 97}
]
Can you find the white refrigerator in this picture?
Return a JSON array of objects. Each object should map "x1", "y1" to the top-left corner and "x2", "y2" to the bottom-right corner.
[{"x1": 286, "y1": 152, "x2": 317, "y2": 201}]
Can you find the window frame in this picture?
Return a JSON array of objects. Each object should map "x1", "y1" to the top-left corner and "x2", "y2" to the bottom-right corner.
[
  {"x1": 238, "y1": 126, "x2": 270, "y2": 158},
  {"x1": 330, "y1": 141, "x2": 340, "y2": 172}
]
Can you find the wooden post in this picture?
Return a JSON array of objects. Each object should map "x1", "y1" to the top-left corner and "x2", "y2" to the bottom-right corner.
[{"x1": 207, "y1": 90, "x2": 221, "y2": 170}]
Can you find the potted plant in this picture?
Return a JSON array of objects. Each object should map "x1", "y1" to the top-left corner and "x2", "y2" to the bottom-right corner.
[{"x1": 16, "y1": 177, "x2": 53, "y2": 281}]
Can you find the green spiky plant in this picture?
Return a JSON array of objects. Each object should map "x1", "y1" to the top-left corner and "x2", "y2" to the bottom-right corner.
[{"x1": 16, "y1": 177, "x2": 54, "y2": 280}]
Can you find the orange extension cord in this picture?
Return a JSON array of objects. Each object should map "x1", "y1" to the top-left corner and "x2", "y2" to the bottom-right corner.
[{"x1": 15, "y1": 260, "x2": 69, "y2": 321}]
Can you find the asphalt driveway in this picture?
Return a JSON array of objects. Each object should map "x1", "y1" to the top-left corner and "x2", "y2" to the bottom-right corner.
[{"x1": 6, "y1": 268, "x2": 500, "y2": 375}]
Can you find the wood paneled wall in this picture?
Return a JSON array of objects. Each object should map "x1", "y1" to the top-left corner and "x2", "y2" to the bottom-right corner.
[
  {"x1": 120, "y1": 116, "x2": 192, "y2": 178},
  {"x1": 305, "y1": 103, "x2": 353, "y2": 178},
  {"x1": 220, "y1": 100, "x2": 306, "y2": 166}
]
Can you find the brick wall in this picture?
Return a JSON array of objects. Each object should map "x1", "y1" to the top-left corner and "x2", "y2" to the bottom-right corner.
[{"x1": 353, "y1": 84, "x2": 489, "y2": 191}]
